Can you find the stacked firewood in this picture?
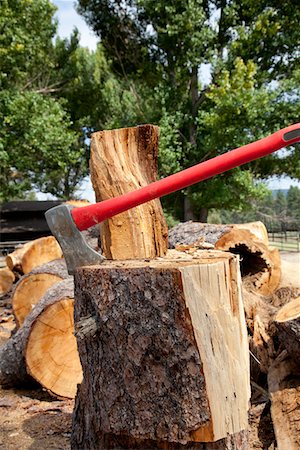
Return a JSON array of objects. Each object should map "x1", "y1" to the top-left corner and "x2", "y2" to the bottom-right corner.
[
  {"x1": 169, "y1": 220, "x2": 300, "y2": 449},
  {"x1": 0, "y1": 201, "x2": 98, "y2": 400}
]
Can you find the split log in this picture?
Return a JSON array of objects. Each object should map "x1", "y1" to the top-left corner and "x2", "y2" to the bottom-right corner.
[
  {"x1": 0, "y1": 278, "x2": 82, "y2": 398},
  {"x1": 0, "y1": 266, "x2": 15, "y2": 295},
  {"x1": 169, "y1": 222, "x2": 280, "y2": 296},
  {"x1": 11, "y1": 259, "x2": 69, "y2": 327},
  {"x1": 273, "y1": 298, "x2": 300, "y2": 360},
  {"x1": 72, "y1": 251, "x2": 250, "y2": 449},
  {"x1": 6, "y1": 236, "x2": 63, "y2": 274},
  {"x1": 268, "y1": 351, "x2": 300, "y2": 450},
  {"x1": 90, "y1": 124, "x2": 168, "y2": 259}
]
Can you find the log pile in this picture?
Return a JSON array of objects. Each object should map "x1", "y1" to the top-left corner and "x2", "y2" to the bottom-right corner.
[{"x1": 0, "y1": 203, "x2": 98, "y2": 399}]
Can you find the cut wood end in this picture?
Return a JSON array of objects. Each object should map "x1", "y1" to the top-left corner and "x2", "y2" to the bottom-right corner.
[
  {"x1": 12, "y1": 273, "x2": 63, "y2": 327},
  {"x1": 275, "y1": 297, "x2": 300, "y2": 322},
  {"x1": 0, "y1": 267, "x2": 15, "y2": 295},
  {"x1": 25, "y1": 298, "x2": 82, "y2": 399}
]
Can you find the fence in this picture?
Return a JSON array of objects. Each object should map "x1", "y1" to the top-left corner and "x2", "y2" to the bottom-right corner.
[{"x1": 268, "y1": 231, "x2": 300, "y2": 252}]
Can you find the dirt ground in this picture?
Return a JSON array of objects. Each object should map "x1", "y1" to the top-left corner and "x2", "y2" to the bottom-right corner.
[{"x1": 0, "y1": 251, "x2": 299, "y2": 449}]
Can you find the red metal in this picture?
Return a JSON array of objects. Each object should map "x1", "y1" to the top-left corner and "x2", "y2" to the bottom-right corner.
[{"x1": 72, "y1": 123, "x2": 300, "y2": 231}]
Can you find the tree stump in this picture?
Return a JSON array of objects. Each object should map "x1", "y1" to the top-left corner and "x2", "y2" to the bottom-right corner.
[
  {"x1": 90, "y1": 125, "x2": 168, "y2": 259},
  {"x1": 72, "y1": 251, "x2": 250, "y2": 449}
]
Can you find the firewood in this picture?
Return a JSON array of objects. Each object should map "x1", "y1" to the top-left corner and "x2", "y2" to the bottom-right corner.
[
  {"x1": 11, "y1": 259, "x2": 68, "y2": 327},
  {"x1": 0, "y1": 279, "x2": 82, "y2": 399},
  {"x1": 169, "y1": 222, "x2": 281, "y2": 296},
  {"x1": 0, "y1": 266, "x2": 15, "y2": 296},
  {"x1": 90, "y1": 124, "x2": 168, "y2": 259},
  {"x1": 273, "y1": 297, "x2": 300, "y2": 360},
  {"x1": 72, "y1": 251, "x2": 250, "y2": 448},
  {"x1": 6, "y1": 236, "x2": 63, "y2": 274},
  {"x1": 268, "y1": 351, "x2": 300, "y2": 450}
]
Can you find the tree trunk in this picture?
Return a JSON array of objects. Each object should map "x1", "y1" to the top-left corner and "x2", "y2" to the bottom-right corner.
[
  {"x1": 169, "y1": 222, "x2": 281, "y2": 296},
  {"x1": 0, "y1": 278, "x2": 82, "y2": 399},
  {"x1": 6, "y1": 236, "x2": 63, "y2": 274},
  {"x1": 11, "y1": 259, "x2": 69, "y2": 327},
  {"x1": 90, "y1": 125, "x2": 168, "y2": 260},
  {"x1": 72, "y1": 252, "x2": 250, "y2": 449}
]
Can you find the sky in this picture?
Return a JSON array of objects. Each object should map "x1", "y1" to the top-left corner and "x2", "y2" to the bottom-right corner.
[{"x1": 38, "y1": 1, "x2": 299, "y2": 201}]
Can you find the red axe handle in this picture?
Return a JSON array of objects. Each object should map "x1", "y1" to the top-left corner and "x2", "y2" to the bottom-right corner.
[{"x1": 72, "y1": 123, "x2": 300, "y2": 231}]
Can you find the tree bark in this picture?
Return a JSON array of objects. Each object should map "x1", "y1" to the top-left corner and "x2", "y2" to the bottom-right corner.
[
  {"x1": 72, "y1": 252, "x2": 249, "y2": 449},
  {"x1": 0, "y1": 278, "x2": 82, "y2": 399},
  {"x1": 90, "y1": 125, "x2": 168, "y2": 260}
]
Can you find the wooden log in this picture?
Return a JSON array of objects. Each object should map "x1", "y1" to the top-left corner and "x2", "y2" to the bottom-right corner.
[
  {"x1": 6, "y1": 236, "x2": 63, "y2": 274},
  {"x1": 168, "y1": 221, "x2": 269, "y2": 248},
  {"x1": 11, "y1": 259, "x2": 69, "y2": 327},
  {"x1": 0, "y1": 266, "x2": 15, "y2": 296},
  {"x1": 169, "y1": 222, "x2": 281, "y2": 296},
  {"x1": 268, "y1": 351, "x2": 300, "y2": 450},
  {"x1": 72, "y1": 252, "x2": 250, "y2": 448},
  {"x1": 90, "y1": 124, "x2": 168, "y2": 260},
  {"x1": 273, "y1": 298, "x2": 300, "y2": 360},
  {"x1": 0, "y1": 279, "x2": 82, "y2": 398}
]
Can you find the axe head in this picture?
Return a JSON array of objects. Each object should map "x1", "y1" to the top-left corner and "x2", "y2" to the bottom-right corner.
[{"x1": 45, "y1": 204, "x2": 105, "y2": 275}]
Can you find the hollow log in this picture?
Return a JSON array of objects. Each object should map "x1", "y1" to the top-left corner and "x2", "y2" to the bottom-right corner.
[
  {"x1": 12, "y1": 259, "x2": 69, "y2": 327},
  {"x1": 0, "y1": 278, "x2": 82, "y2": 398},
  {"x1": 169, "y1": 222, "x2": 280, "y2": 296},
  {"x1": 90, "y1": 124, "x2": 168, "y2": 260},
  {"x1": 6, "y1": 236, "x2": 63, "y2": 274},
  {"x1": 72, "y1": 251, "x2": 250, "y2": 449},
  {"x1": 0, "y1": 266, "x2": 15, "y2": 295}
]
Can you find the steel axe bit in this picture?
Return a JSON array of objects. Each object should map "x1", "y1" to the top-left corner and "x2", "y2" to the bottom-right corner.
[
  {"x1": 45, "y1": 123, "x2": 300, "y2": 274},
  {"x1": 45, "y1": 204, "x2": 104, "y2": 274}
]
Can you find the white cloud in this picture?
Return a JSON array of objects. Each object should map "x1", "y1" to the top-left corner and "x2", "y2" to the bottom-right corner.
[{"x1": 52, "y1": 0, "x2": 98, "y2": 50}]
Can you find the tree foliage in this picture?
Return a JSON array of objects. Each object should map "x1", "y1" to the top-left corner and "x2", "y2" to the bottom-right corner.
[{"x1": 78, "y1": 0, "x2": 300, "y2": 220}]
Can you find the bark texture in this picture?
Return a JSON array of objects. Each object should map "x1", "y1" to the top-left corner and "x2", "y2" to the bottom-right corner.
[
  {"x1": 90, "y1": 125, "x2": 168, "y2": 260},
  {"x1": 72, "y1": 254, "x2": 249, "y2": 449}
]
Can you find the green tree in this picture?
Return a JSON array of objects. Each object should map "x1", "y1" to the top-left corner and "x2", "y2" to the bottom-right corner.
[
  {"x1": 78, "y1": 0, "x2": 300, "y2": 221},
  {"x1": 287, "y1": 186, "x2": 300, "y2": 227}
]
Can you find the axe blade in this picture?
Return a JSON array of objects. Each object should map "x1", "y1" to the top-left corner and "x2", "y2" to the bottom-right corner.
[{"x1": 45, "y1": 204, "x2": 105, "y2": 275}]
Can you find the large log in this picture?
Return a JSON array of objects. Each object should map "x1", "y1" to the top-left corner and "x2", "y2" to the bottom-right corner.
[
  {"x1": 0, "y1": 278, "x2": 82, "y2": 398},
  {"x1": 90, "y1": 124, "x2": 168, "y2": 260},
  {"x1": 11, "y1": 259, "x2": 69, "y2": 327},
  {"x1": 169, "y1": 222, "x2": 280, "y2": 296},
  {"x1": 72, "y1": 251, "x2": 250, "y2": 449},
  {"x1": 6, "y1": 236, "x2": 63, "y2": 274}
]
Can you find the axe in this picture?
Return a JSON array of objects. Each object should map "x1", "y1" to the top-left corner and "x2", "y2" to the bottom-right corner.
[{"x1": 46, "y1": 123, "x2": 300, "y2": 274}]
